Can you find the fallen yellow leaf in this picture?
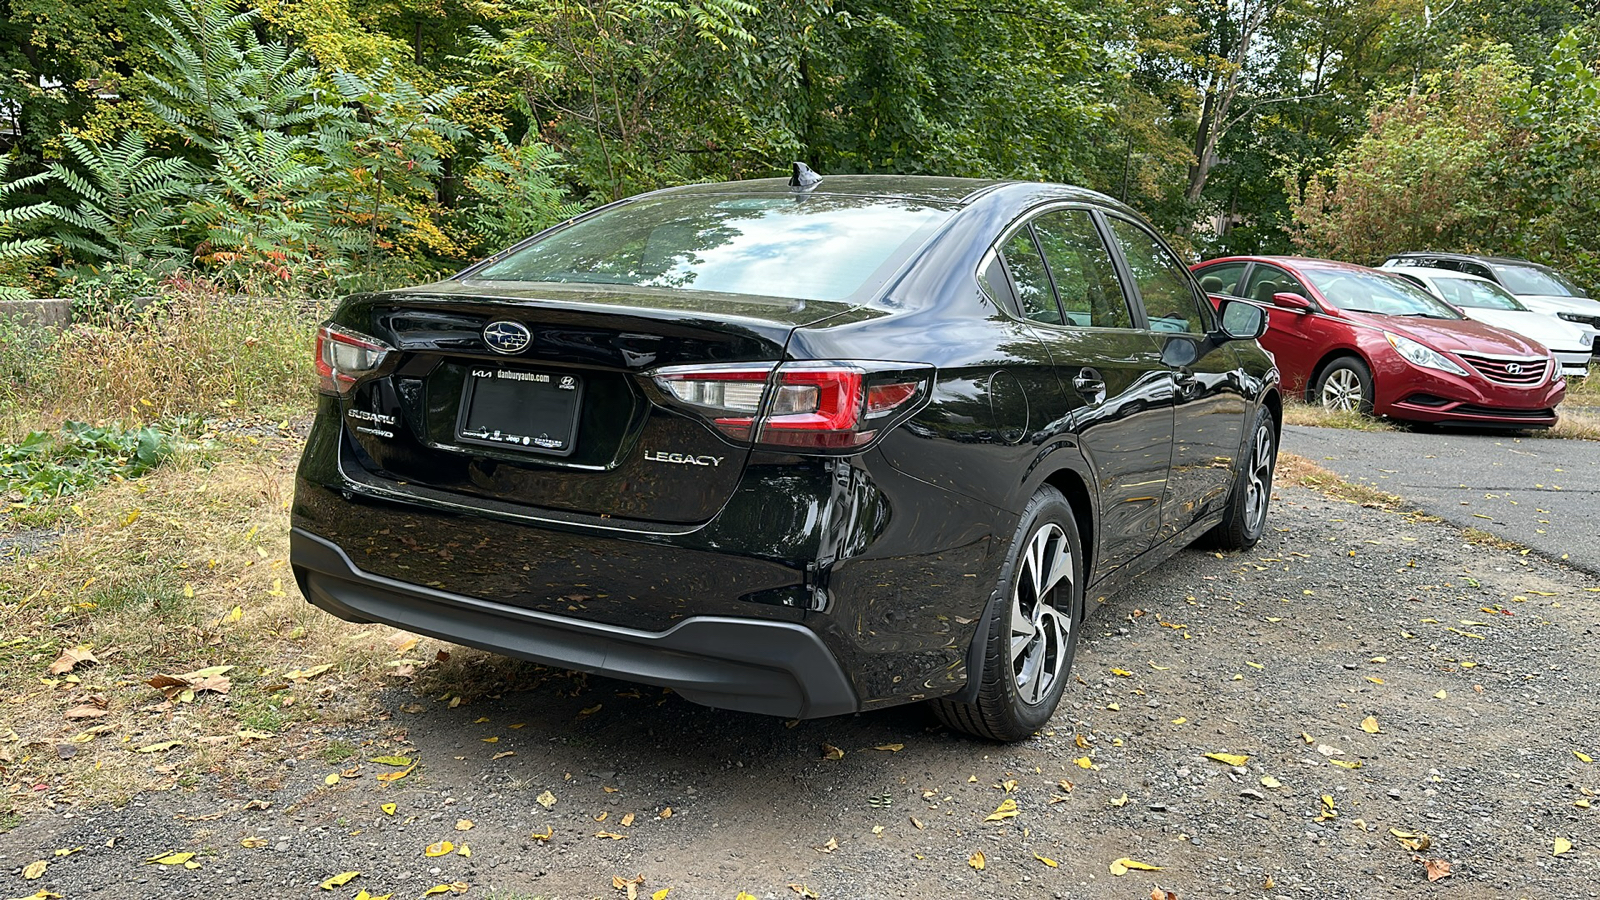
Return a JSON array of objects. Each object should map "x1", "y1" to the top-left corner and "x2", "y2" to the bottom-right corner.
[
  {"x1": 1034, "y1": 853, "x2": 1058, "y2": 867},
  {"x1": 1576, "y1": 751, "x2": 1594, "y2": 763},
  {"x1": 1205, "y1": 752, "x2": 1249, "y2": 766},
  {"x1": 652, "y1": 890, "x2": 670, "y2": 900},
  {"x1": 424, "y1": 841, "x2": 454, "y2": 857},
  {"x1": 1109, "y1": 857, "x2": 1161, "y2": 875},
  {"x1": 1260, "y1": 775, "x2": 1283, "y2": 788},
  {"x1": 1554, "y1": 837, "x2": 1573, "y2": 856},
  {"x1": 455, "y1": 819, "x2": 474, "y2": 831},
  {"x1": 21, "y1": 860, "x2": 47, "y2": 880},
  {"x1": 1074, "y1": 756, "x2": 1093, "y2": 769},
  {"x1": 381, "y1": 803, "x2": 396, "y2": 815},
  {"x1": 873, "y1": 743, "x2": 904, "y2": 752},
  {"x1": 821, "y1": 743, "x2": 844, "y2": 760},
  {"x1": 1361, "y1": 716, "x2": 1381, "y2": 734},
  {"x1": 984, "y1": 798, "x2": 1018, "y2": 822},
  {"x1": 319, "y1": 871, "x2": 360, "y2": 890},
  {"x1": 537, "y1": 790, "x2": 557, "y2": 808},
  {"x1": 968, "y1": 850, "x2": 986, "y2": 870},
  {"x1": 370, "y1": 755, "x2": 411, "y2": 766},
  {"x1": 324, "y1": 773, "x2": 340, "y2": 786}
]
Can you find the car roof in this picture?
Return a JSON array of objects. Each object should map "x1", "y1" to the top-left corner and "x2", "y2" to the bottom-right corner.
[
  {"x1": 1385, "y1": 265, "x2": 1498, "y2": 285},
  {"x1": 1198, "y1": 255, "x2": 1376, "y2": 274},
  {"x1": 650, "y1": 175, "x2": 1135, "y2": 211},
  {"x1": 653, "y1": 175, "x2": 1011, "y2": 205},
  {"x1": 1386, "y1": 250, "x2": 1547, "y2": 268}
]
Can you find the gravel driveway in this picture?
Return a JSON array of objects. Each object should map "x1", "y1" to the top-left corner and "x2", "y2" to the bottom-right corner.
[
  {"x1": 5, "y1": 481, "x2": 1600, "y2": 899},
  {"x1": 1283, "y1": 424, "x2": 1600, "y2": 575}
]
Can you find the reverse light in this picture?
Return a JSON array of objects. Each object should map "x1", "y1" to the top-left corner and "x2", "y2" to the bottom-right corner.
[
  {"x1": 650, "y1": 362, "x2": 931, "y2": 452},
  {"x1": 315, "y1": 324, "x2": 391, "y2": 395},
  {"x1": 1384, "y1": 332, "x2": 1469, "y2": 378}
]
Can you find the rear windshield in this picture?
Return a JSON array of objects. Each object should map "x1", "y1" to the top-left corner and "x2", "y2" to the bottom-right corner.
[
  {"x1": 1491, "y1": 263, "x2": 1585, "y2": 298},
  {"x1": 1303, "y1": 268, "x2": 1464, "y2": 319},
  {"x1": 472, "y1": 193, "x2": 956, "y2": 302}
]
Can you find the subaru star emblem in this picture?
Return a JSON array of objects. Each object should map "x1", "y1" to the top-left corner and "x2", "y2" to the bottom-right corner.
[{"x1": 483, "y1": 320, "x2": 531, "y2": 355}]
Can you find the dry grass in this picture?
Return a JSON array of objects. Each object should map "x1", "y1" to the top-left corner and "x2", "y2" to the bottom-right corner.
[
  {"x1": 0, "y1": 430, "x2": 441, "y2": 810},
  {"x1": 1281, "y1": 399, "x2": 1396, "y2": 432},
  {"x1": 1547, "y1": 407, "x2": 1600, "y2": 441},
  {"x1": 0, "y1": 287, "x2": 457, "y2": 814},
  {"x1": 1562, "y1": 366, "x2": 1600, "y2": 405},
  {"x1": 0, "y1": 284, "x2": 322, "y2": 440},
  {"x1": 1276, "y1": 451, "x2": 1411, "y2": 510}
]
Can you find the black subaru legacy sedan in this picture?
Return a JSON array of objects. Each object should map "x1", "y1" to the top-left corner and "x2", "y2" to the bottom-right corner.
[{"x1": 291, "y1": 170, "x2": 1281, "y2": 741}]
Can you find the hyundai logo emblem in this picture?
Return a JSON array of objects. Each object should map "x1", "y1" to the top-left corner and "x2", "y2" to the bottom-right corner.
[
  {"x1": 483, "y1": 320, "x2": 531, "y2": 355},
  {"x1": 1504, "y1": 362, "x2": 1523, "y2": 375}
]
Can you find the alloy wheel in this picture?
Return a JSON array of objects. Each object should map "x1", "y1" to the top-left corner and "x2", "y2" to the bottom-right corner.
[
  {"x1": 1243, "y1": 423, "x2": 1274, "y2": 531},
  {"x1": 1009, "y1": 523, "x2": 1074, "y2": 705},
  {"x1": 1320, "y1": 368, "x2": 1364, "y2": 411}
]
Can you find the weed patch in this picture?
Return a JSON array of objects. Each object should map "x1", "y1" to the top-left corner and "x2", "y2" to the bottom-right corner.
[{"x1": 0, "y1": 420, "x2": 189, "y2": 503}]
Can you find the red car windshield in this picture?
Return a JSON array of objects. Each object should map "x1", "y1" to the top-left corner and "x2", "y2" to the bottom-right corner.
[{"x1": 1303, "y1": 268, "x2": 1464, "y2": 320}]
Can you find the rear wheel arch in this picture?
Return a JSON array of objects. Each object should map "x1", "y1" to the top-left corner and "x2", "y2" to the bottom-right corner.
[{"x1": 1041, "y1": 467, "x2": 1095, "y2": 603}]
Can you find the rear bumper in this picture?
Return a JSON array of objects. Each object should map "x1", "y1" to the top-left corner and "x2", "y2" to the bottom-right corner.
[{"x1": 290, "y1": 527, "x2": 859, "y2": 719}]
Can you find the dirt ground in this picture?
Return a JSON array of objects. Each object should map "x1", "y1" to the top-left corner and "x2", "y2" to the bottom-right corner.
[{"x1": 4, "y1": 479, "x2": 1599, "y2": 900}]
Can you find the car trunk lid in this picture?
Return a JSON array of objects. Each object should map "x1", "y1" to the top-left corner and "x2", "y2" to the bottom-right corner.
[{"x1": 334, "y1": 281, "x2": 858, "y2": 525}]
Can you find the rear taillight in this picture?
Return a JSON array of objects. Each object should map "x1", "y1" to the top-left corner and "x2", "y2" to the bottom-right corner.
[
  {"x1": 651, "y1": 362, "x2": 931, "y2": 452},
  {"x1": 315, "y1": 324, "x2": 391, "y2": 395}
]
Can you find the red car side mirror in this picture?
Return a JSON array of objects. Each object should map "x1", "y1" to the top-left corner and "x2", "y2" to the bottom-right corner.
[{"x1": 1271, "y1": 292, "x2": 1313, "y2": 312}]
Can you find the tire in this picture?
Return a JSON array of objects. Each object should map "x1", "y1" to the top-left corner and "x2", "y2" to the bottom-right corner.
[
  {"x1": 1313, "y1": 355, "x2": 1374, "y2": 414},
  {"x1": 1202, "y1": 407, "x2": 1278, "y2": 551},
  {"x1": 932, "y1": 487, "x2": 1083, "y2": 741}
]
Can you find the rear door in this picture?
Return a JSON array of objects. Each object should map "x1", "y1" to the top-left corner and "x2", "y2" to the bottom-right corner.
[
  {"x1": 336, "y1": 282, "x2": 857, "y2": 525},
  {"x1": 1103, "y1": 215, "x2": 1248, "y2": 542},
  {"x1": 990, "y1": 206, "x2": 1174, "y2": 578}
]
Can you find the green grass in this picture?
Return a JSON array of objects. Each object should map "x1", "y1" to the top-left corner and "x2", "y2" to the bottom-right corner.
[{"x1": 319, "y1": 740, "x2": 358, "y2": 764}]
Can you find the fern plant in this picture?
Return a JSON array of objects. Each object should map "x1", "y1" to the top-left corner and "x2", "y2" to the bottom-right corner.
[
  {"x1": 49, "y1": 131, "x2": 195, "y2": 278},
  {"x1": 461, "y1": 133, "x2": 585, "y2": 254},
  {"x1": 142, "y1": 0, "x2": 345, "y2": 153},
  {"x1": 0, "y1": 154, "x2": 58, "y2": 301},
  {"x1": 192, "y1": 129, "x2": 349, "y2": 285}
]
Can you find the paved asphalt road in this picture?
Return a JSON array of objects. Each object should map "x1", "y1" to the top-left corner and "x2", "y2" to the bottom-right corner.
[{"x1": 1282, "y1": 424, "x2": 1600, "y2": 574}]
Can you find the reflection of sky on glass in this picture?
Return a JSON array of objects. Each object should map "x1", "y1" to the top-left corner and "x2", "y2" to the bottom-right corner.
[{"x1": 475, "y1": 195, "x2": 955, "y2": 303}]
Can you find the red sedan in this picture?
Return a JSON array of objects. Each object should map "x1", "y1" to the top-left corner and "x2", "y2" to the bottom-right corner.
[{"x1": 1191, "y1": 256, "x2": 1566, "y2": 427}]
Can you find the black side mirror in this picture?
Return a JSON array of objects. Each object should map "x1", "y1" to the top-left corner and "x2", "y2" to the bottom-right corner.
[{"x1": 1217, "y1": 297, "x2": 1269, "y2": 341}]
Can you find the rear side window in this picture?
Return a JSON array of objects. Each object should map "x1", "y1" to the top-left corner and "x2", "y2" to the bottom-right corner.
[
  {"x1": 1106, "y1": 218, "x2": 1212, "y2": 334},
  {"x1": 1195, "y1": 262, "x2": 1247, "y2": 297},
  {"x1": 472, "y1": 193, "x2": 956, "y2": 303},
  {"x1": 1031, "y1": 210, "x2": 1132, "y2": 329},
  {"x1": 1000, "y1": 229, "x2": 1064, "y2": 325}
]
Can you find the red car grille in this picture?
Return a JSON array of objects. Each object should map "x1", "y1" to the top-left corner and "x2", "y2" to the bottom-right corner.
[{"x1": 1455, "y1": 353, "x2": 1548, "y2": 385}]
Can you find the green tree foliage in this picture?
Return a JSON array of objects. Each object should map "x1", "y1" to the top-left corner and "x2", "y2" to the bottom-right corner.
[
  {"x1": 322, "y1": 63, "x2": 468, "y2": 280},
  {"x1": 2, "y1": 0, "x2": 1599, "y2": 300},
  {"x1": 0, "y1": 154, "x2": 57, "y2": 300},
  {"x1": 1290, "y1": 34, "x2": 1600, "y2": 289},
  {"x1": 49, "y1": 132, "x2": 195, "y2": 277},
  {"x1": 460, "y1": 134, "x2": 585, "y2": 254}
]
